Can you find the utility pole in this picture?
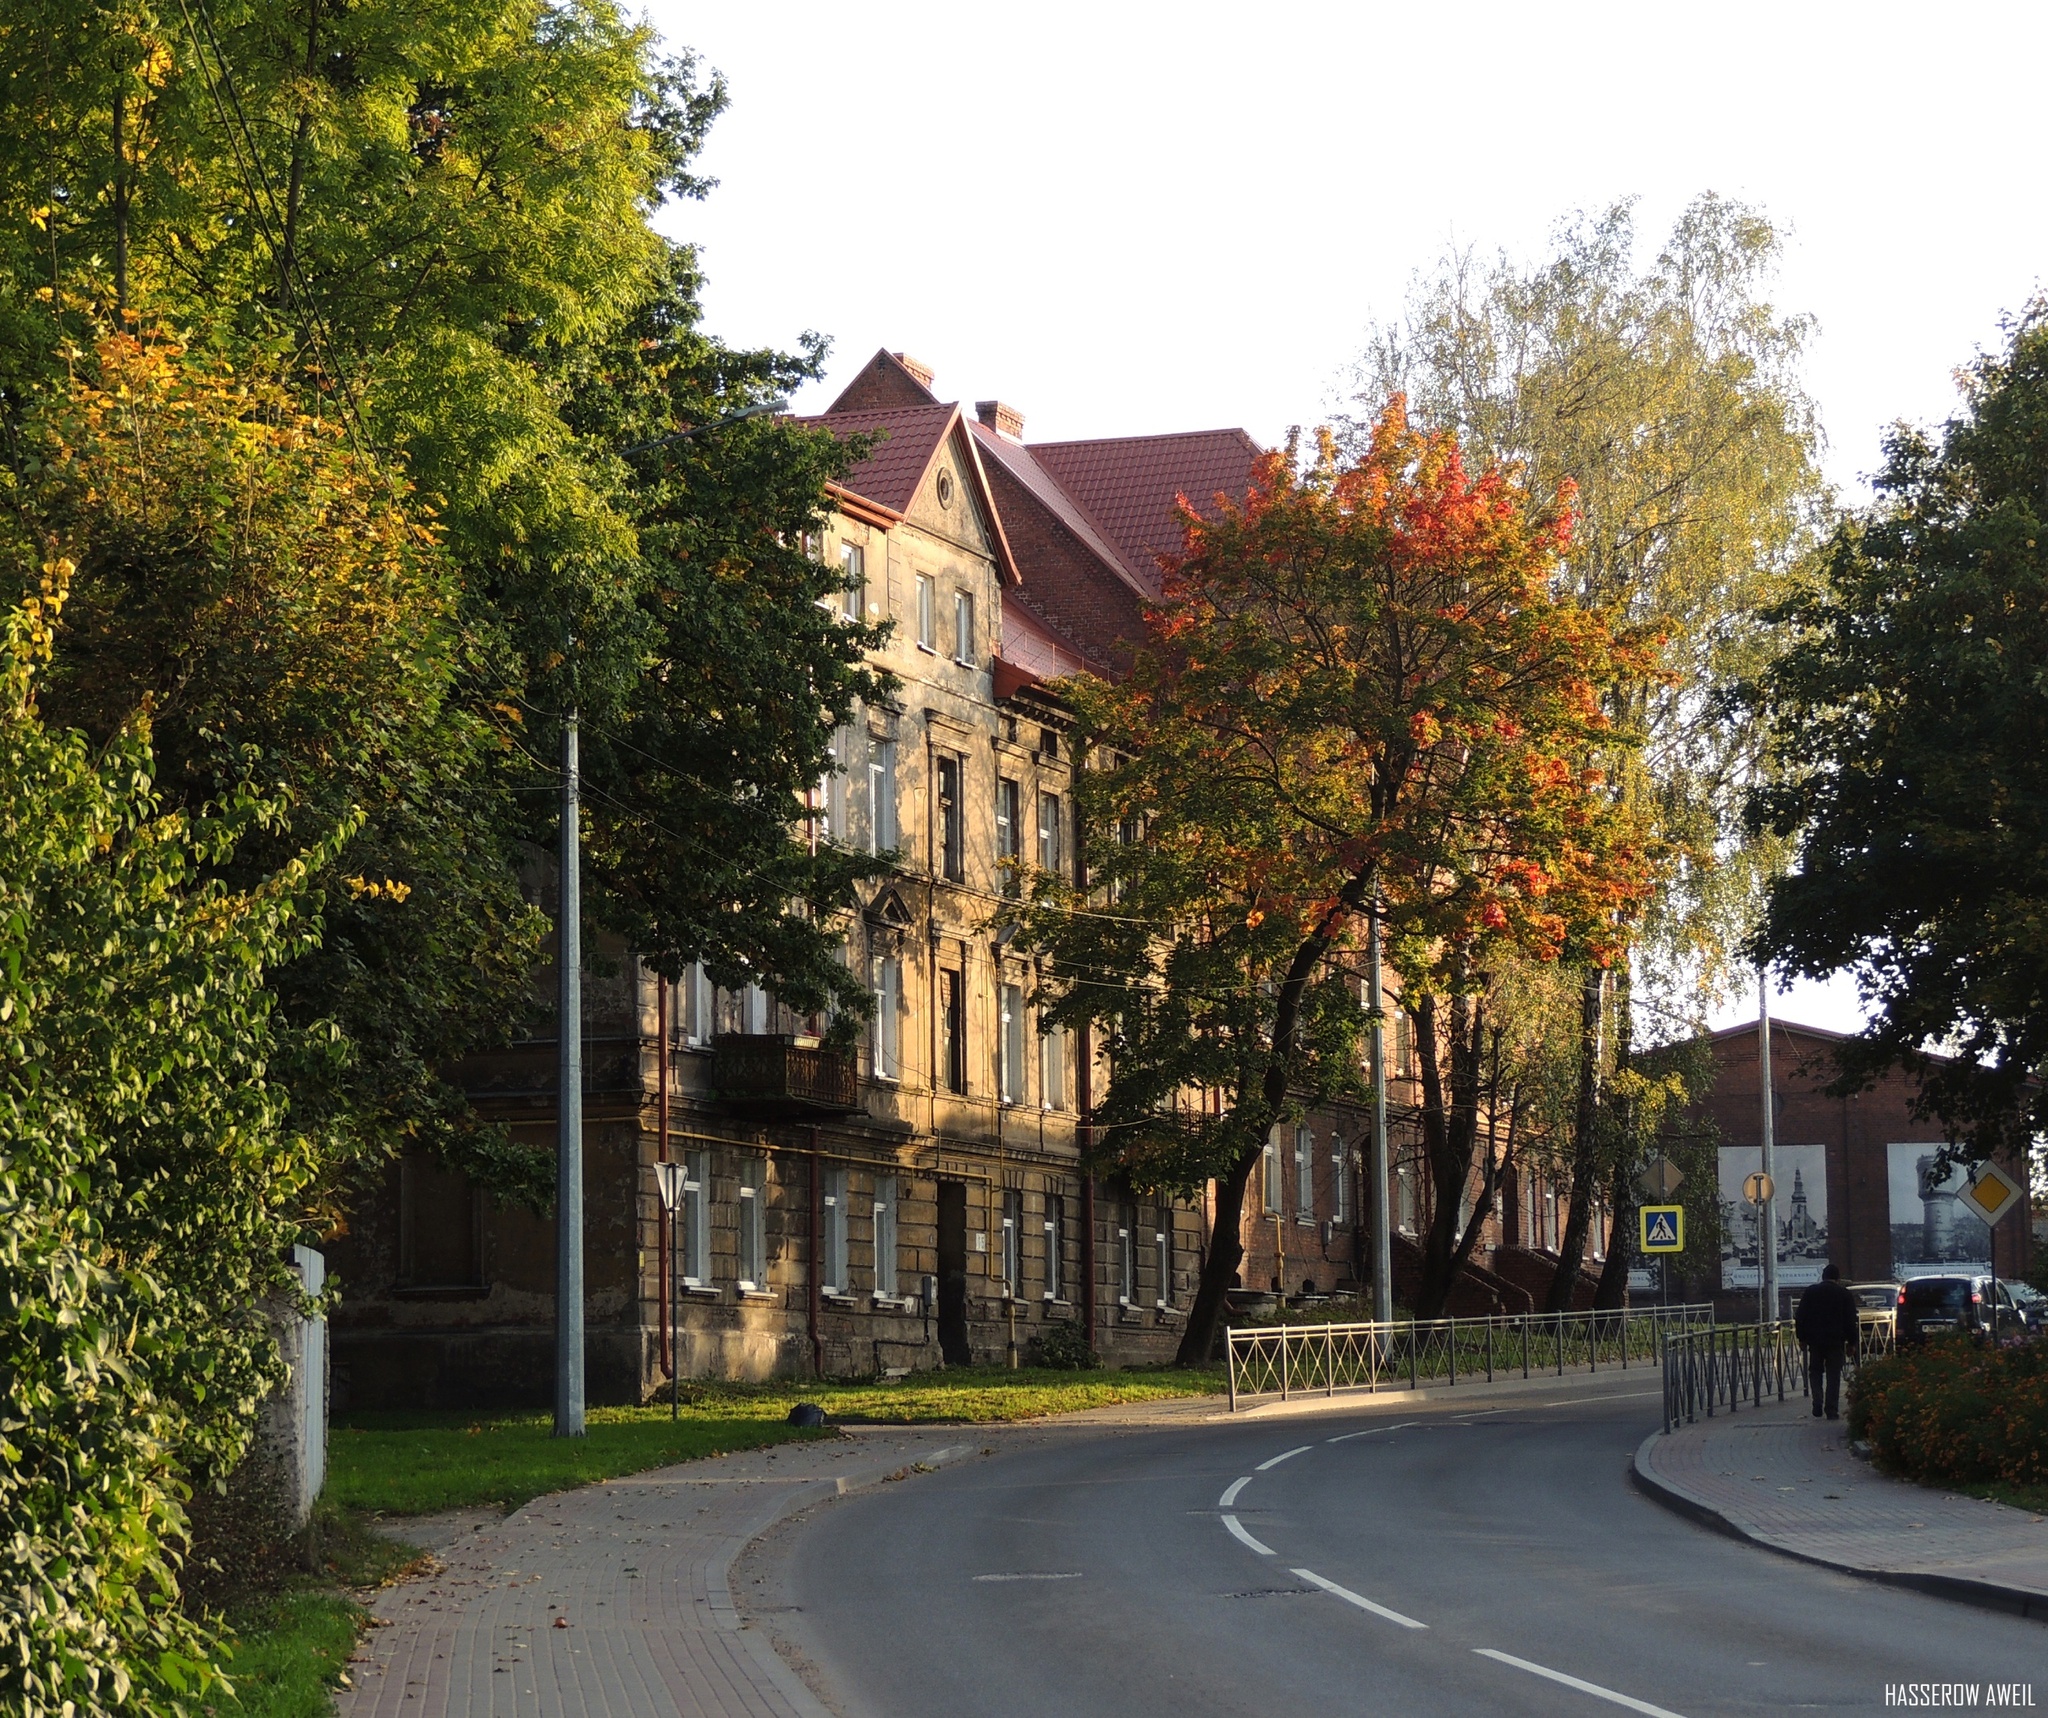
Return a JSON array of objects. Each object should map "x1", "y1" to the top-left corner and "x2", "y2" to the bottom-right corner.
[
  {"x1": 1758, "y1": 972, "x2": 1777, "y2": 1328},
  {"x1": 1368, "y1": 893, "x2": 1393, "y2": 1324},
  {"x1": 555, "y1": 709, "x2": 585, "y2": 1438}
]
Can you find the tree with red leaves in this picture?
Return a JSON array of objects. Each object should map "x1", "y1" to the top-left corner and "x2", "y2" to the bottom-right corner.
[{"x1": 1024, "y1": 401, "x2": 1660, "y2": 1357}]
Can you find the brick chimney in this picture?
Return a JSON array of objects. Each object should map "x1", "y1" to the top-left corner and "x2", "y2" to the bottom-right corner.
[
  {"x1": 976, "y1": 399, "x2": 1025, "y2": 441},
  {"x1": 893, "y1": 352, "x2": 936, "y2": 390}
]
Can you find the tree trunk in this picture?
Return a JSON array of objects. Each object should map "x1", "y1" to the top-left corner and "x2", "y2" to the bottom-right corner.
[
  {"x1": 112, "y1": 84, "x2": 127, "y2": 314},
  {"x1": 1592, "y1": 970, "x2": 1637, "y2": 1311},
  {"x1": 1177, "y1": 1140, "x2": 1260, "y2": 1366},
  {"x1": 1414, "y1": 990, "x2": 1486, "y2": 1316},
  {"x1": 1545, "y1": 967, "x2": 1607, "y2": 1312}
]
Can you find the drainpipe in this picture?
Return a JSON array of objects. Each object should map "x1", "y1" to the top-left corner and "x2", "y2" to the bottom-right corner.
[
  {"x1": 809, "y1": 1126, "x2": 823, "y2": 1377},
  {"x1": 658, "y1": 975, "x2": 672, "y2": 1381}
]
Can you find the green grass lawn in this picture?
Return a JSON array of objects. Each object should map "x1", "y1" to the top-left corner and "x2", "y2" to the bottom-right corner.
[{"x1": 333, "y1": 1365, "x2": 1222, "y2": 1516}]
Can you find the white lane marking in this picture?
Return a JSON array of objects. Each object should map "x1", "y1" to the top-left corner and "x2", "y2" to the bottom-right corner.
[
  {"x1": 1536, "y1": 1390, "x2": 1660, "y2": 1407},
  {"x1": 1290, "y1": 1567, "x2": 1427, "y2": 1630},
  {"x1": 1219, "y1": 1476, "x2": 1252, "y2": 1508},
  {"x1": 1256, "y1": 1445, "x2": 1312, "y2": 1471},
  {"x1": 1221, "y1": 1514, "x2": 1275, "y2": 1556},
  {"x1": 1474, "y1": 1649, "x2": 1690, "y2": 1718},
  {"x1": 1326, "y1": 1420, "x2": 1420, "y2": 1444},
  {"x1": 972, "y1": 1572, "x2": 1083, "y2": 1582}
]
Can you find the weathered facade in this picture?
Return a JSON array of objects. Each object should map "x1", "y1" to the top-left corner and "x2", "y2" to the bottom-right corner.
[{"x1": 328, "y1": 352, "x2": 1269, "y2": 1408}]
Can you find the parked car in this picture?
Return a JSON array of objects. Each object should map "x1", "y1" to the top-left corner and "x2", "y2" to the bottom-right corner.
[
  {"x1": 2006, "y1": 1279, "x2": 2047, "y2": 1335},
  {"x1": 1895, "y1": 1274, "x2": 2026, "y2": 1344},
  {"x1": 1846, "y1": 1281, "x2": 1900, "y2": 1353}
]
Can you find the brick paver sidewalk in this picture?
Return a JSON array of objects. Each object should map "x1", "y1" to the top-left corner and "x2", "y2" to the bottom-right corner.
[
  {"x1": 336, "y1": 1427, "x2": 975, "y2": 1718},
  {"x1": 1636, "y1": 1397, "x2": 2048, "y2": 1619}
]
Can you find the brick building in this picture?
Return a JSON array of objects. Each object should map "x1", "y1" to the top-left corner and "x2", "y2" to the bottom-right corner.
[{"x1": 1686, "y1": 1017, "x2": 2034, "y2": 1317}]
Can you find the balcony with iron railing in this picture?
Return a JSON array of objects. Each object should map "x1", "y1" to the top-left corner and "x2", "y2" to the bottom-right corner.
[{"x1": 708, "y1": 1033, "x2": 862, "y2": 1118}]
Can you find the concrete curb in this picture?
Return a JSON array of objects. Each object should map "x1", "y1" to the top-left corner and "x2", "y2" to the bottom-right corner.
[
  {"x1": 1630, "y1": 1430, "x2": 2048, "y2": 1624},
  {"x1": 716, "y1": 1439, "x2": 982, "y2": 1717}
]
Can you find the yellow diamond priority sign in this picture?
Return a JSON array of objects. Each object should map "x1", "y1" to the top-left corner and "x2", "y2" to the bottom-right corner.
[
  {"x1": 1639, "y1": 1204, "x2": 1685, "y2": 1254},
  {"x1": 1959, "y1": 1163, "x2": 2024, "y2": 1228}
]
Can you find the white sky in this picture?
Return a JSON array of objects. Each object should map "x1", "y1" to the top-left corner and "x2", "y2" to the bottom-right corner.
[{"x1": 645, "y1": 0, "x2": 2047, "y2": 1037}]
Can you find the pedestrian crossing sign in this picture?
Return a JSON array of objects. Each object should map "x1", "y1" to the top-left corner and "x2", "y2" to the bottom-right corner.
[{"x1": 1639, "y1": 1204, "x2": 1685, "y2": 1253}]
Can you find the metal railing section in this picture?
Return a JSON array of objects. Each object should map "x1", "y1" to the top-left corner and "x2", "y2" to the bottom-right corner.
[
  {"x1": 1224, "y1": 1303, "x2": 1717, "y2": 1411},
  {"x1": 1658, "y1": 1321, "x2": 1805, "y2": 1432}
]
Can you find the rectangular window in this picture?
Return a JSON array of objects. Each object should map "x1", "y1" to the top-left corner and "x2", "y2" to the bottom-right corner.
[
  {"x1": 869, "y1": 736, "x2": 896, "y2": 854},
  {"x1": 1037, "y1": 791, "x2": 1062, "y2": 875},
  {"x1": 1001, "y1": 1188, "x2": 1022, "y2": 1297},
  {"x1": 819, "y1": 725, "x2": 852, "y2": 845},
  {"x1": 1262, "y1": 1137, "x2": 1280, "y2": 1215},
  {"x1": 1295, "y1": 1125, "x2": 1315, "y2": 1222},
  {"x1": 841, "y1": 541, "x2": 866, "y2": 621},
  {"x1": 1155, "y1": 1226, "x2": 1172, "y2": 1310},
  {"x1": 1042, "y1": 1190, "x2": 1063, "y2": 1300},
  {"x1": 915, "y1": 573, "x2": 934, "y2": 650},
  {"x1": 940, "y1": 969, "x2": 966, "y2": 1094},
  {"x1": 998, "y1": 982, "x2": 1025, "y2": 1105},
  {"x1": 1332, "y1": 1139, "x2": 1350, "y2": 1225},
  {"x1": 936, "y1": 755, "x2": 964, "y2": 882},
  {"x1": 822, "y1": 1167, "x2": 848, "y2": 1295},
  {"x1": 1040, "y1": 1024, "x2": 1066, "y2": 1112},
  {"x1": 681, "y1": 962, "x2": 710, "y2": 1045},
  {"x1": 954, "y1": 589, "x2": 975, "y2": 665},
  {"x1": 996, "y1": 777, "x2": 1021, "y2": 893},
  {"x1": 682, "y1": 1151, "x2": 710, "y2": 1286},
  {"x1": 871, "y1": 954, "x2": 901, "y2": 1081},
  {"x1": 738, "y1": 1156, "x2": 766, "y2": 1292},
  {"x1": 1118, "y1": 1208, "x2": 1136, "y2": 1307},
  {"x1": 1398, "y1": 1160, "x2": 1418, "y2": 1236},
  {"x1": 872, "y1": 1174, "x2": 898, "y2": 1298}
]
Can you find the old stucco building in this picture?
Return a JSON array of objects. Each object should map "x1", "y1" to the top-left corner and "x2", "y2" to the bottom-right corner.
[{"x1": 329, "y1": 352, "x2": 1283, "y2": 1408}]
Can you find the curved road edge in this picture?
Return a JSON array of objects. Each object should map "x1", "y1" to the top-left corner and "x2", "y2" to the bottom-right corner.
[{"x1": 1630, "y1": 1429, "x2": 2048, "y2": 1624}]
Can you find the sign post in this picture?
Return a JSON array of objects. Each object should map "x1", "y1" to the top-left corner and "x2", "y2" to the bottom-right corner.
[
  {"x1": 1636, "y1": 1160, "x2": 1684, "y2": 1303},
  {"x1": 1743, "y1": 1170, "x2": 1775, "y2": 1326},
  {"x1": 1961, "y1": 1164, "x2": 2025, "y2": 1338},
  {"x1": 655, "y1": 1160, "x2": 686, "y2": 1420}
]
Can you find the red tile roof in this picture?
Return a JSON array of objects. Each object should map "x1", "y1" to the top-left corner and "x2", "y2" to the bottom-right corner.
[
  {"x1": 1028, "y1": 429, "x2": 1263, "y2": 596},
  {"x1": 797, "y1": 404, "x2": 958, "y2": 517},
  {"x1": 967, "y1": 420, "x2": 1143, "y2": 599}
]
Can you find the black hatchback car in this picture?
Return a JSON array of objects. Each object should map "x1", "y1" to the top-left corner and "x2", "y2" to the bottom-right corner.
[{"x1": 1895, "y1": 1274, "x2": 2026, "y2": 1344}]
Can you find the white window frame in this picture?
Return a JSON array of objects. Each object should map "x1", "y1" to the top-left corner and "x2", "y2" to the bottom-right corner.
[
  {"x1": 915, "y1": 572, "x2": 935, "y2": 650},
  {"x1": 872, "y1": 1174, "x2": 898, "y2": 1299},
  {"x1": 681, "y1": 1150, "x2": 710, "y2": 1287},
  {"x1": 822, "y1": 1166, "x2": 848, "y2": 1295},
  {"x1": 1118, "y1": 1213, "x2": 1135, "y2": 1307},
  {"x1": 1155, "y1": 1226, "x2": 1172, "y2": 1310},
  {"x1": 820, "y1": 724, "x2": 851, "y2": 845},
  {"x1": 1262, "y1": 1136, "x2": 1280, "y2": 1215},
  {"x1": 953, "y1": 589, "x2": 975, "y2": 665},
  {"x1": 871, "y1": 954, "x2": 901, "y2": 1082},
  {"x1": 737, "y1": 1156, "x2": 766, "y2": 1292},
  {"x1": 998, "y1": 982, "x2": 1025, "y2": 1106},
  {"x1": 1332, "y1": 1139, "x2": 1350, "y2": 1225},
  {"x1": 996, "y1": 776, "x2": 1020, "y2": 893},
  {"x1": 1042, "y1": 1190, "x2": 1063, "y2": 1301},
  {"x1": 1001, "y1": 1188, "x2": 1022, "y2": 1298},
  {"x1": 1294, "y1": 1125, "x2": 1315, "y2": 1222},
  {"x1": 869, "y1": 735, "x2": 896, "y2": 854},
  {"x1": 1040, "y1": 1023, "x2": 1066, "y2": 1112},
  {"x1": 1037, "y1": 790, "x2": 1062, "y2": 875},
  {"x1": 841, "y1": 541, "x2": 866, "y2": 621}
]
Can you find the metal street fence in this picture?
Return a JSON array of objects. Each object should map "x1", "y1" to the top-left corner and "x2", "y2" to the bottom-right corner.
[
  {"x1": 1659, "y1": 1321, "x2": 1804, "y2": 1432},
  {"x1": 1225, "y1": 1303, "x2": 1716, "y2": 1411}
]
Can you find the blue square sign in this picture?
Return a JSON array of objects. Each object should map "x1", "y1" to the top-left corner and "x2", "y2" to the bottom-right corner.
[{"x1": 1639, "y1": 1205, "x2": 1684, "y2": 1253}]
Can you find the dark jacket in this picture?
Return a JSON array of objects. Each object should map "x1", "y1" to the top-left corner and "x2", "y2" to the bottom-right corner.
[{"x1": 1795, "y1": 1279, "x2": 1860, "y2": 1349}]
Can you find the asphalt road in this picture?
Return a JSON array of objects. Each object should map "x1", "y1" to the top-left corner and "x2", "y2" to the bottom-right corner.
[{"x1": 751, "y1": 1378, "x2": 2045, "y2": 1717}]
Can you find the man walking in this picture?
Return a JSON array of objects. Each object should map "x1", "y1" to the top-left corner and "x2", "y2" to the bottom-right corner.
[{"x1": 1794, "y1": 1264, "x2": 1860, "y2": 1420}]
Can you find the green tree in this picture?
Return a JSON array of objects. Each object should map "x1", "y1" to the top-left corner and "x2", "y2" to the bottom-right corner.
[
  {"x1": 0, "y1": 570, "x2": 334, "y2": 1716},
  {"x1": 1, "y1": 6, "x2": 890, "y2": 1176},
  {"x1": 1349, "y1": 196, "x2": 1827, "y2": 1305},
  {"x1": 1026, "y1": 408, "x2": 1655, "y2": 1356},
  {"x1": 1750, "y1": 303, "x2": 2048, "y2": 1165}
]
